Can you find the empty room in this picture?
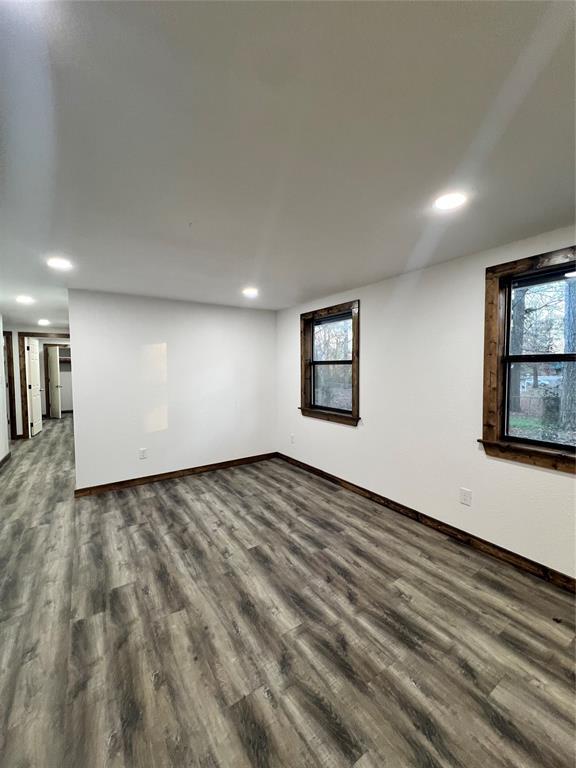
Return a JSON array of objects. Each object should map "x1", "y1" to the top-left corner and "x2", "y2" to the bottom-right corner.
[{"x1": 0, "y1": 2, "x2": 575, "y2": 767}]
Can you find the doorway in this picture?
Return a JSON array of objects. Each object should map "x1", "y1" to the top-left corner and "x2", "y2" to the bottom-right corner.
[
  {"x1": 18, "y1": 332, "x2": 71, "y2": 438},
  {"x1": 44, "y1": 343, "x2": 73, "y2": 419}
]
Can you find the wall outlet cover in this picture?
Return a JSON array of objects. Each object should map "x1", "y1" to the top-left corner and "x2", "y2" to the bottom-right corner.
[{"x1": 459, "y1": 487, "x2": 472, "y2": 506}]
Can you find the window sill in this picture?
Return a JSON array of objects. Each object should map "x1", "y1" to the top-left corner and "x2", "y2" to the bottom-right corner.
[
  {"x1": 479, "y1": 439, "x2": 575, "y2": 474},
  {"x1": 300, "y1": 407, "x2": 359, "y2": 426}
]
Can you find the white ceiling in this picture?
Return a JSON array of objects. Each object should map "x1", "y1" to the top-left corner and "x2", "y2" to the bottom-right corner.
[{"x1": 0, "y1": 1, "x2": 574, "y2": 325}]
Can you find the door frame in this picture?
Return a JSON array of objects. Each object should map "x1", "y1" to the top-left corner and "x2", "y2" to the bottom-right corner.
[
  {"x1": 44, "y1": 343, "x2": 69, "y2": 418},
  {"x1": 3, "y1": 331, "x2": 17, "y2": 440},
  {"x1": 19, "y1": 332, "x2": 70, "y2": 438}
]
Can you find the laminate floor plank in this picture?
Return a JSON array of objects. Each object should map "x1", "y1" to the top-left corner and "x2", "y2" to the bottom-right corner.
[{"x1": 0, "y1": 416, "x2": 574, "y2": 768}]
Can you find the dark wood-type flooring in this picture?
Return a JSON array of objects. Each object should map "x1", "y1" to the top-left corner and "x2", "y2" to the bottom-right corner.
[{"x1": 0, "y1": 417, "x2": 574, "y2": 767}]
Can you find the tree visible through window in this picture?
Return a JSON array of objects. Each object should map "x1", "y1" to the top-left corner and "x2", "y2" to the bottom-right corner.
[
  {"x1": 313, "y1": 316, "x2": 353, "y2": 410},
  {"x1": 482, "y1": 247, "x2": 575, "y2": 473},
  {"x1": 507, "y1": 270, "x2": 576, "y2": 448},
  {"x1": 300, "y1": 301, "x2": 359, "y2": 425}
]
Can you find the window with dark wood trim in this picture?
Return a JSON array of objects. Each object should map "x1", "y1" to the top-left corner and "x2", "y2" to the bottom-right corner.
[
  {"x1": 481, "y1": 246, "x2": 575, "y2": 473},
  {"x1": 300, "y1": 300, "x2": 359, "y2": 426}
]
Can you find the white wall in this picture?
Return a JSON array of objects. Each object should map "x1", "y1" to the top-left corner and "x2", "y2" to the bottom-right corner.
[
  {"x1": 275, "y1": 226, "x2": 576, "y2": 577},
  {"x1": 0, "y1": 316, "x2": 10, "y2": 462},
  {"x1": 69, "y1": 290, "x2": 277, "y2": 489}
]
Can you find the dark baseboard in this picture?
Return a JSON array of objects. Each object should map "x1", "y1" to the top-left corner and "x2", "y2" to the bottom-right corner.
[
  {"x1": 73, "y1": 448, "x2": 574, "y2": 593},
  {"x1": 0, "y1": 452, "x2": 11, "y2": 471},
  {"x1": 74, "y1": 452, "x2": 278, "y2": 497},
  {"x1": 276, "y1": 453, "x2": 575, "y2": 594}
]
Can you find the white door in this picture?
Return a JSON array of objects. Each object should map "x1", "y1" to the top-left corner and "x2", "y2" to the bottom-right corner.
[
  {"x1": 26, "y1": 338, "x2": 43, "y2": 436},
  {"x1": 48, "y1": 346, "x2": 62, "y2": 419}
]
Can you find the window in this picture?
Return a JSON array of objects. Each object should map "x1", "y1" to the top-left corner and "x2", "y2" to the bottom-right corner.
[
  {"x1": 481, "y1": 247, "x2": 575, "y2": 473},
  {"x1": 300, "y1": 300, "x2": 359, "y2": 425}
]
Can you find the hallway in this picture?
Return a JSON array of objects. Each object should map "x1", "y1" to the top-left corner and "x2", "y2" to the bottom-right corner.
[
  {"x1": 0, "y1": 416, "x2": 76, "y2": 764},
  {"x1": 0, "y1": 418, "x2": 574, "y2": 768}
]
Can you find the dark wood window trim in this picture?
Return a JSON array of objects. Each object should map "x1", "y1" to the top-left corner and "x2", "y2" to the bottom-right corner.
[
  {"x1": 300, "y1": 300, "x2": 359, "y2": 426},
  {"x1": 480, "y1": 246, "x2": 575, "y2": 474}
]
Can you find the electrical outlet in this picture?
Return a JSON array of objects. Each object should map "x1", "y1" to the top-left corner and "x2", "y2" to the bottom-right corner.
[
  {"x1": 138, "y1": 448, "x2": 148, "y2": 460},
  {"x1": 459, "y1": 488, "x2": 472, "y2": 507},
  {"x1": 290, "y1": 433, "x2": 295, "y2": 445}
]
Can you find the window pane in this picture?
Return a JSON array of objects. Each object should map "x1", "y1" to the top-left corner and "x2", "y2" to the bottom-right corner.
[
  {"x1": 509, "y1": 275, "x2": 576, "y2": 354},
  {"x1": 314, "y1": 364, "x2": 352, "y2": 411},
  {"x1": 313, "y1": 316, "x2": 352, "y2": 361},
  {"x1": 507, "y1": 361, "x2": 576, "y2": 447}
]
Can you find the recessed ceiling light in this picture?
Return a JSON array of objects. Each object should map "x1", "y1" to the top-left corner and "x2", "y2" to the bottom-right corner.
[
  {"x1": 242, "y1": 286, "x2": 259, "y2": 299},
  {"x1": 38, "y1": 319, "x2": 51, "y2": 326},
  {"x1": 433, "y1": 191, "x2": 468, "y2": 211},
  {"x1": 46, "y1": 255, "x2": 73, "y2": 271},
  {"x1": 16, "y1": 295, "x2": 35, "y2": 305}
]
